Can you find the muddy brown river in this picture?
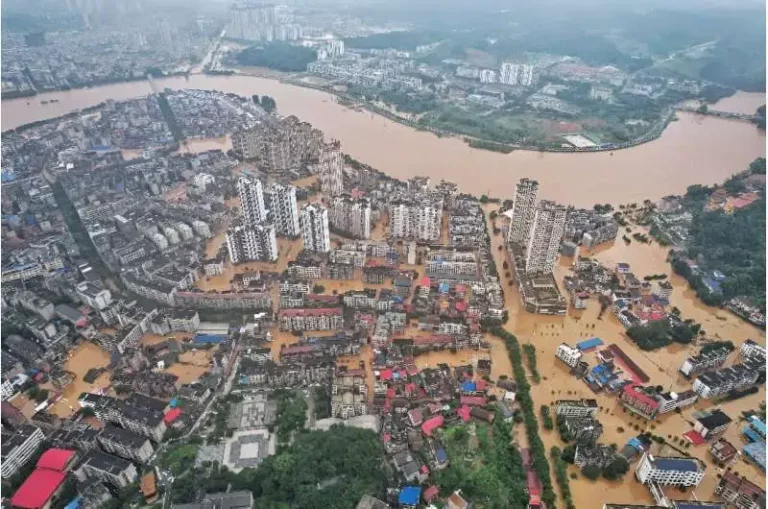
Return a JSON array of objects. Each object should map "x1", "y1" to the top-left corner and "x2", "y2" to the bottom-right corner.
[{"x1": 2, "y1": 75, "x2": 765, "y2": 207}]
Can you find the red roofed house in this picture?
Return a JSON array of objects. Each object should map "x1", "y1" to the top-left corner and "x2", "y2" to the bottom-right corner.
[
  {"x1": 164, "y1": 408, "x2": 182, "y2": 424},
  {"x1": 423, "y1": 485, "x2": 439, "y2": 503},
  {"x1": 11, "y1": 448, "x2": 76, "y2": 509},
  {"x1": 456, "y1": 405, "x2": 472, "y2": 423},
  {"x1": 421, "y1": 415, "x2": 444, "y2": 437},
  {"x1": 619, "y1": 385, "x2": 660, "y2": 420},
  {"x1": 459, "y1": 395, "x2": 486, "y2": 407}
]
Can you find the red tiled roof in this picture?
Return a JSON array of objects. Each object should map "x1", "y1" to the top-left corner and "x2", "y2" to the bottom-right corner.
[
  {"x1": 455, "y1": 301, "x2": 468, "y2": 313},
  {"x1": 278, "y1": 307, "x2": 342, "y2": 317},
  {"x1": 460, "y1": 396, "x2": 486, "y2": 407},
  {"x1": 423, "y1": 486, "x2": 439, "y2": 502},
  {"x1": 398, "y1": 369, "x2": 407, "y2": 379},
  {"x1": 420, "y1": 276, "x2": 431, "y2": 287},
  {"x1": 421, "y1": 415, "x2": 444, "y2": 436},
  {"x1": 379, "y1": 369, "x2": 393, "y2": 381},
  {"x1": 475, "y1": 379, "x2": 488, "y2": 392},
  {"x1": 683, "y1": 430, "x2": 706, "y2": 446},
  {"x1": 622, "y1": 385, "x2": 659, "y2": 409},
  {"x1": 11, "y1": 469, "x2": 67, "y2": 509},
  {"x1": 456, "y1": 405, "x2": 471, "y2": 422},
  {"x1": 36, "y1": 449, "x2": 75, "y2": 471},
  {"x1": 164, "y1": 408, "x2": 182, "y2": 423}
]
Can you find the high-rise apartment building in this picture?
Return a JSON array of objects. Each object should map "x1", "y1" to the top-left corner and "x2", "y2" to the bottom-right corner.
[
  {"x1": 499, "y1": 63, "x2": 534, "y2": 86},
  {"x1": 389, "y1": 197, "x2": 443, "y2": 242},
  {"x1": 225, "y1": 224, "x2": 278, "y2": 263},
  {"x1": 237, "y1": 176, "x2": 267, "y2": 226},
  {"x1": 319, "y1": 141, "x2": 344, "y2": 196},
  {"x1": 301, "y1": 203, "x2": 331, "y2": 253},
  {"x1": 268, "y1": 183, "x2": 300, "y2": 237},
  {"x1": 330, "y1": 195, "x2": 371, "y2": 239},
  {"x1": 525, "y1": 200, "x2": 567, "y2": 274},
  {"x1": 507, "y1": 178, "x2": 539, "y2": 245}
]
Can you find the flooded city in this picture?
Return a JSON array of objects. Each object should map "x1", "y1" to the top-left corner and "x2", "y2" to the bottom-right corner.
[{"x1": 3, "y1": 74, "x2": 765, "y2": 207}]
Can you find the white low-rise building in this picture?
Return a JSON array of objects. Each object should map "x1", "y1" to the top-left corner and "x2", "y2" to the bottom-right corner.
[
  {"x1": 555, "y1": 343, "x2": 583, "y2": 368},
  {"x1": 635, "y1": 453, "x2": 705, "y2": 487}
]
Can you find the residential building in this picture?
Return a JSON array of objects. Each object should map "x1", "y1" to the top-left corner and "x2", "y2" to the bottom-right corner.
[
  {"x1": 225, "y1": 224, "x2": 278, "y2": 263},
  {"x1": 75, "y1": 450, "x2": 138, "y2": 488},
  {"x1": 1, "y1": 425, "x2": 45, "y2": 478},
  {"x1": 563, "y1": 417, "x2": 603, "y2": 443},
  {"x1": 97, "y1": 424, "x2": 154, "y2": 463},
  {"x1": 237, "y1": 176, "x2": 267, "y2": 226},
  {"x1": 714, "y1": 472, "x2": 765, "y2": 509},
  {"x1": 301, "y1": 203, "x2": 331, "y2": 253},
  {"x1": 499, "y1": 62, "x2": 534, "y2": 86},
  {"x1": 635, "y1": 453, "x2": 705, "y2": 487},
  {"x1": 555, "y1": 399, "x2": 599, "y2": 418},
  {"x1": 330, "y1": 195, "x2": 371, "y2": 239},
  {"x1": 556, "y1": 343, "x2": 583, "y2": 368},
  {"x1": 740, "y1": 339, "x2": 765, "y2": 360},
  {"x1": 389, "y1": 197, "x2": 443, "y2": 242},
  {"x1": 574, "y1": 444, "x2": 616, "y2": 468},
  {"x1": 680, "y1": 346, "x2": 731, "y2": 377},
  {"x1": 167, "y1": 310, "x2": 200, "y2": 332},
  {"x1": 525, "y1": 200, "x2": 567, "y2": 274},
  {"x1": 9, "y1": 448, "x2": 77, "y2": 509},
  {"x1": 331, "y1": 370, "x2": 368, "y2": 419},
  {"x1": 619, "y1": 385, "x2": 660, "y2": 420},
  {"x1": 278, "y1": 308, "x2": 344, "y2": 331},
  {"x1": 319, "y1": 141, "x2": 344, "y2": 196},
  {"x1": 694, "y1": 410, "x2": 732, "y2": 438},
  {"x1": 656, "y1": 390, "x2": 698, "y2": 415},
  {"x1": 76, "y1": 282, "x2": 112, "y2": 310},
  {"x1": 692, "y1": 363, "x2": 760, "y2": 399},
  {"x1": 508, "y1": 178, "x2": 538, "y2": 245},
  {"x1": 172, "y1": 491, "x2": 254, "y2": 509},
  {"x1": 709, "y1": 438, "x2": 738, "y2": 465},
  {"x1": 268, "y1": 183, "x2": 300, "y2": 237}
]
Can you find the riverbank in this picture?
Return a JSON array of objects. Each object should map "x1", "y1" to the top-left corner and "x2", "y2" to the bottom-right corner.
[
  {"x1": 2, "y1": 73, "x2": 764, "y2": 206},
  {"x1": 275, "y1": 72, "x2": 677, "y2": 155}
]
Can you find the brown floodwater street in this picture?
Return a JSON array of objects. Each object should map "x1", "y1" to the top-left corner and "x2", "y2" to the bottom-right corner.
[
  {"x1": 2, "y1": 75, "x2": 764, "y2": 207},
  {"x1": 481, "y1": 205, "x2": 766, "y2": 508},
  {"x1": 47, "y1": 342, "x2": 113, "y2": 418}
]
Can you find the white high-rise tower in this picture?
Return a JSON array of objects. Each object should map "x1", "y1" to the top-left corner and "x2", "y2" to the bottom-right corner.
[
  {"x1": 525, "y1": 200, "x2": 567, "y2": 274},
  {"x1": 508, "y1": 178, "x2": 539, "y2": 245},
  {"x1": 238, "y1": 176, "x2": 267, "y2": 226},
  {"x1": 319, "y1": 141, "x2": 344, "y2": 196},
  {"x1": 301, "y1": 203, "x2": 331, "y2": 253},
  {"x1": 269, "y1": 183, "x2": 300, "y2": 237}
]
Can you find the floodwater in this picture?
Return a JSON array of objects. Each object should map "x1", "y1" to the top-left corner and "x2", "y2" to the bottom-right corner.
[
  {"x1": 46, "y1": 342, "x2": 113, "y2": 418},
  {"x1": 483, "y1": 205, "x2": 766, "y2": 508},
  {"x1": 3, "y1": 74, "x2": 765, "y2": 207},
  {"x1": 711, "y1": 91, "x2": 766, "y2": 115}
]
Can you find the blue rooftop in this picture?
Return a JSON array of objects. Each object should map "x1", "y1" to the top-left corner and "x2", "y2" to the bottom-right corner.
[
  {"x1": 744, "y1": 442, "x2": 766, "y2": 470},
  {"x1": 577, "y1": 338, "x2": 604, "y2": 351},
  {"x1": 653, "y1": 457, "x2": 700, "y2": 473},
  {"x1": 749, "y1": 416, "x2": 766, "y2": 436},
  {"x1": 399, "y1": 486, "x2": 421, "y2": 505},
  {"x1": 63, "y1": 497, "x2": 81, "y2": 509},
  {"x1": 435, "y1": 447, "x2": 448, "y2": 463},
  {"x1": 461, "y1": 381, "x2": 476, "y2": 393}
]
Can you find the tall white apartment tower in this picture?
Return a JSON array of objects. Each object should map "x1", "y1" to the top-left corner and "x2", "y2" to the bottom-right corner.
[
  {"x1": 238, "y1": 176, "x2": 267, "y2": 226},
  {"x1": 225, "y1": 224, "x2": 278, "y2": 263},
  {"x1": 330, "y1": 195, "x2": 371, "y2": 239},
  {"x1": 507, "y1": 178, "x2": 539, "y2": 245},
  {"x1": 319, "y1": 141, "x2": 344, "y2": 196},
  {"x1": 269, "y1": 183, "x2": 300, "y2": 237},
  {"x1": 525, "y1": 200, "x2": 567, "y2": 274},
  {"x1": 301, "y1": 203, "x2": 331, "y2": 253}
]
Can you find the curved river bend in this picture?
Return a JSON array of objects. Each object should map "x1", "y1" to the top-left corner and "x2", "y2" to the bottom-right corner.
[{"x1": 2, "y1": 75, "x2": 764, "y2": 207}]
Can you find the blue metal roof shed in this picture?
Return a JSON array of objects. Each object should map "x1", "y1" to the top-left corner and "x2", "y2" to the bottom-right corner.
[
  {"x1": 577, "y1": 338, "x2": 604, "y2": 351},
  {"x1": 398, "y1": 486, "x2": 421, "y2": 506}
]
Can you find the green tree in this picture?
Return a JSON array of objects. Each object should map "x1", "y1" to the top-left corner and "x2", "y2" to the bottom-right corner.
[
  {"x1": 582, "y1": 465, "x2": 601, "y2": 480},
  {"x1": 313, "y1": 284, "x2": 325, "y2": 294}
]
